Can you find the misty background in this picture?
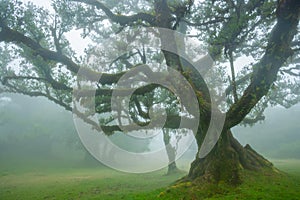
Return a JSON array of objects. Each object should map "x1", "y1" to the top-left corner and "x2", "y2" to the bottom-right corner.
[{"x1": 0, "y1": 94, "x2": 299, "y2": 173}]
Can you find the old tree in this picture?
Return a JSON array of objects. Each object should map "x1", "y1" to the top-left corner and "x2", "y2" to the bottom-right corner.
[{"x1": 0, "y1": 0, "x2": 300, "y2": 185}]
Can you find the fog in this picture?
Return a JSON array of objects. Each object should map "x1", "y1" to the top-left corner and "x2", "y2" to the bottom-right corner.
[
  {"x1": 0, "y1": 94, "x2": 196, "y2": 172},
  {"x1": 1, "y1": 94, "x2": 299, "y2": 173},
  {"x1": 0, "y1": 94, "x2": 99, "y2": 172},
  {"x1": 233, "y1": 104, "x2": 300, "y2": 159}
]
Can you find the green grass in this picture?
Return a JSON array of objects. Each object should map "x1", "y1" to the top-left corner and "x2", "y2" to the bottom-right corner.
[
  {"x1": 149, "y1": 170, "x2": 300, "y2": 200},
  {"x1": 136, "y1": 159, "x2": 300, "y2": 200},
  {"x1": 0, "y1": 160, "x2": 300, "y2": 200},
  {"x1": 0, "y1": 166, "x2": 184, "y2": 200}
]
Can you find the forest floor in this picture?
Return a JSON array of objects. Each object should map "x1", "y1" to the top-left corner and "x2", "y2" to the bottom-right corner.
[{"x1": 0, "y1": 159, "x2": 300, "y2": 200}]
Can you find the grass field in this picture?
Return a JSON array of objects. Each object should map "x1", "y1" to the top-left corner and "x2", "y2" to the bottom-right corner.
[
  {"x1": 0, "y1": 160, "x2": 300, "y2": 200},
  {"x1": 0, "y1": 165, "x2": 184, "y2": 200},
  {"x1": 152, "y1": 160, "x2": 300, "y2": 200}
]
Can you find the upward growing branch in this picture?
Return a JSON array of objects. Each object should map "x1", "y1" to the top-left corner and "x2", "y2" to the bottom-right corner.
[
  {"x1": 225, "y1": 0, "x2": 300, "y2": 129},
  {"x1": 229, "y1": 50, "x2": 238, "y2": 103}
]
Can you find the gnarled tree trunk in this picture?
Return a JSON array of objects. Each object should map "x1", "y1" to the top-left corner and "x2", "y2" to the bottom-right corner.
[{"x1": 188, "y1": 130, "x2": 274, "y2": 185}]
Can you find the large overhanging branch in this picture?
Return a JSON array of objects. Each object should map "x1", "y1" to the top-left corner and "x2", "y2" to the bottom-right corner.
[
  {"x1": 225, "y1": 0, "x2": 300, "y2": 129},
  {"x1": 73, "y1": 101, "x2": 196, "y2": 135},
  {"x1": 71, "y1": 0, "x2": 156, "y2": 26},
  {"x1": 0, "y1": 23, "x2": 125, "y2": 85},
  {"x1": 100, "y1": 115, "x2": 196, "y2": 135},
  {"x1": 0, "y1": 22, "x2": 79, "y2": 73}
]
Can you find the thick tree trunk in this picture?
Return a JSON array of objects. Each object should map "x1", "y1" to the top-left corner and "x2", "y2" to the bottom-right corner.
[{"x1": 188, "y1": 130, "x2": 274, "y2": 185}]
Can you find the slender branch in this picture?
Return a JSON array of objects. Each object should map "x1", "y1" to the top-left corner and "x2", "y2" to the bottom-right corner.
[
  {"x1": 281, "y1": 68, "x2": 300, "y2": 76},
  {"x1": 228, "y1": 50, "x2": 238, "y2": 102},
  {"x1": 243, "y1": 115, "x2": 265, "y2": 124},
  {"x1": 133, "y1": 96, "x2": 150, "y2": 119},
  {"x1": 225, "y1": 73, "x2": 252, "y2": 96},
  {"x1": 293, "y1": 47, "x2": 300, "y2": 52},
  {"x1": 2, "y1": 75, "x2": 72, "y2": 91},
  {"x1": 183, "y1": 18, "x2": 227, "y2": 27},
  {"x1": 4, "y1": 82, "x2": 72, "y2": 111},
  {"x1": 208, "y1": 0, "x2": 271, "y2": 61},
  {"x1": 50, "y1": 15, "x2": 62, "y2": 54},
  {"x1": 71, "y1": 0, "x2": 156, "y2": 26},
  {"x1": 109, "y1": 51, "x2": 139, "y2": 68},
  {"x1": 2, "y1": 76, "x2": 46, "y2": 83}
]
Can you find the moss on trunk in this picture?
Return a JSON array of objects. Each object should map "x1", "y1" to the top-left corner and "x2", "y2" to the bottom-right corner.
[{"x1": 187, "y1": 130, "x2": 274, "y2": 185}]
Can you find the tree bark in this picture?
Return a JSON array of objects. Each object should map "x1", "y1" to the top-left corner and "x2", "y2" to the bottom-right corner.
[{"x1": 188, "y1": 129, "x2": 274, "y2": 185}]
